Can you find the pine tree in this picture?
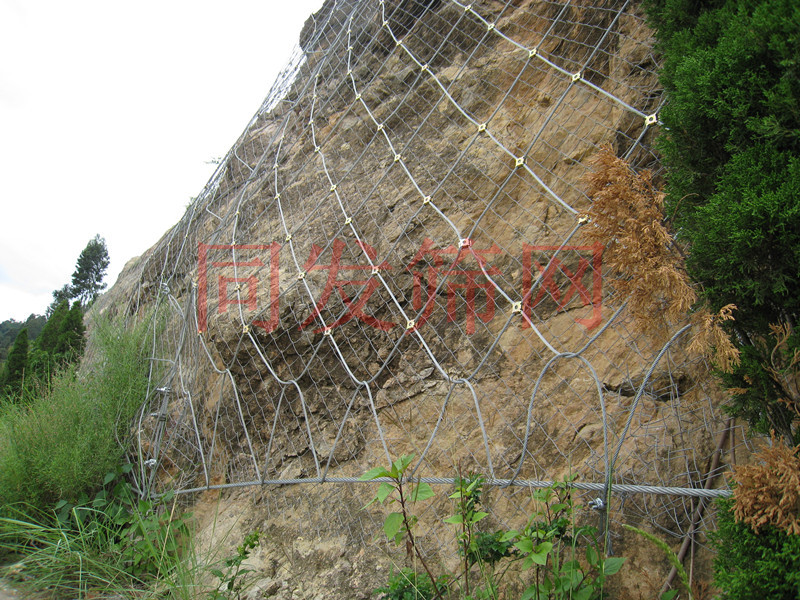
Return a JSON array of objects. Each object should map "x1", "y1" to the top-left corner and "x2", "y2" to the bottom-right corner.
[
  {"x1": 47, "y1": 284, "x2": 74, "y2": 317},
  {"x1": 2, "y1": 328, "x2": 29, "y2": 399},
  {"x1": 37, "y1": 300, "x2": 69, "y2": 357},
  {"x1": 70, "y1": 235, "x2": 110, "y2": 306},
  {"x1": 30, "y1": 300, "x2": 85, "y2": 381},
  {"x1": 55, "y1": 302, "x2": 86, "y2": 358}
]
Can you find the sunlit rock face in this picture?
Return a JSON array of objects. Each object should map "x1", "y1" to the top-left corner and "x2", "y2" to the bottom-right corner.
[{"x1": 96, "y1": 1, "x2": 736, "y2": 597}]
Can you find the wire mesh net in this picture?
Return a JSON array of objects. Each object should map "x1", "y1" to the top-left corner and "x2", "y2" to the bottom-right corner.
[{"x1": 110, "y1": 0, "x2": 758, "y2": 560}]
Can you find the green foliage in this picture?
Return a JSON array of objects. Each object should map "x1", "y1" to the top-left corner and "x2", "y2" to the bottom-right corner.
[
  {"x1": 30, "y1": 299, "x2": 86, "y2": 383},
  {"x1": 362, "y1": 454, "x2": 446, "y2": 600},
  {"x1": 208, "y1": 530, "x2": 262, "y2": 600},
  {"x1": 446, "y1": 474, "x2": 509, "y2": 599},
  {"x1": 0, "y1": 314, "x2": 45, "y2": 363},
  {"x1": 711, "y1": 497, "x2": 800, "y2": 599},
  {"x1": 361, "y1": 454, "x2": 436, "y2": 547},
  {"x1": 503, "y1": 479, "x2": 621, "y2": 600},
  {"x1": 364, "y1": 461, "x2": 622, "y2": 600},
  {"x1": 686, "y1": 148, "x2": 800, "y2": 333},
  {"x1": 70, "y1": 234, "x2": 110, "y2": 306},
  {"x1": 719, "y1": 340, "x2": 800, "y2": 442},
  {"x1": 0, "y1": 328, "x2": 28, "y2": 399},
  {"x1": 375, "y1": 568, "x2": 448, "y2": 600},
  {"x1": 0, "y1": 465, "x2": 189, "y2": 597},
  {"x1": 0, "y1": 316, "x2": 150, "y2": 509},
  {"x1": 645, "y1": 0, "x2": 800, "y2": 442},
  {"x1": 48, "y1": 284, "x2": 74, "y2": 317}
]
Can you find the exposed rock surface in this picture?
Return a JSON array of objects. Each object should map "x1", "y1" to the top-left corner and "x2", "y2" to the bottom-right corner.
[{"x1": 96, "y1": 1, "x2": 751, "y2": 597}]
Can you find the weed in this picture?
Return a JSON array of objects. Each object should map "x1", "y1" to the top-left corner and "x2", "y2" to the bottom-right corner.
[
  {"x1": 361, "y1": 454, "x2": 446, "y2": 600},
  {"x1": 0, "y1": 464, "x2": 188, "y2": 598},
  {"x1": 209, "y1": 529, "x2": 262, "y2": 600},
  {"x1": 375, "y1": 567, "x2": 449, "y2": 600},
  {"x1": 363, "y1": 458, "x2": 624, "y2": 600}
]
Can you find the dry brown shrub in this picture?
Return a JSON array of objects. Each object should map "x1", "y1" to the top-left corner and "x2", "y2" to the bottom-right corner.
[
  {"x1": 732, "y1": 437, "x2": 800, "y2": 535},
  {"x1": 583, "y1": 146, "x2": 740, "y2": 371},
  {"x1": 687, "y1": 304, "x2": 740, "y2": 373},
  {"x1": 764, "y1": 322, "x2": 800, "y2": 419},
  {"x1": 582, "y1": 146, "x2": 696, "y2": 340}
]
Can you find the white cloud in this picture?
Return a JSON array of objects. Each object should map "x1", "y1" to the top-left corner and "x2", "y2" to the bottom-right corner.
[{"x1": 0, "y1": 0, "x2": 324, "y2": 320}]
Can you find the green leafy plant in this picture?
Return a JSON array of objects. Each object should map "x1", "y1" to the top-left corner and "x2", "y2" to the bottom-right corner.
[
  {"x1": 643, "y1": 0, "x2": 800, "y2": 444},
  {"x1": 501, "y1": 478, "x2": 622, "y2": 600},
  {"x1": 364, "y1": 461, "x2": 623, "y2": 600},
  {"x1": 445, "y1": 474, "x2": 513, "y2": 599},
  {"x1": 0, "y1": 315, "x2": 152, "y2": 510},
  {"x1": 375, "y1": 567, "x2": 449, "y2": 600},
  {"x1": 0, "y1": 465, "x2": 189, "y2": 598},
  {"x1": 51, "y1": 464, "x2": 190, "y2": 579},
  {"x1": 209, "y1": 529, "x2": 262, "y2": 600},
  {"x1": 361, "y1": 454, "x2": 446, "y2": 600},
  {"x1": 711, "y1": 497, "x2": 800, "y2": 599}
]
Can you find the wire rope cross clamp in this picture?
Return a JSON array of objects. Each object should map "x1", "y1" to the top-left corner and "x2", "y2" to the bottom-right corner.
[
  {"x1": 645, "y1": 113, "x2": 659, "y2": 127},
  {"x1": 588, "y1": 497, "x2": 605, "y2": 511}
]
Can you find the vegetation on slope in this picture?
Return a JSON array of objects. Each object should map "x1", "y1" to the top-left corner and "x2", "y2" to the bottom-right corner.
[{"x1": 645, "y1": 0, "x2": 800, "y2": 444}]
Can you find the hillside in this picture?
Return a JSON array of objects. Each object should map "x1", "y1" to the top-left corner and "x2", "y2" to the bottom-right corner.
[{"x1": 95, "y1": 0, "x2": 748, "y2": 597}]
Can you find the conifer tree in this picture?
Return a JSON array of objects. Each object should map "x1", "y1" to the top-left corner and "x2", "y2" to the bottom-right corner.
[
  {"x1": 1, "y1": 328, "x2": 29, "y2": 399},
  {"x1": 70, "y1": 235, "x2": 110, "y2": 306},
  {"x1": 645, "y1": 0, "x2": 800, "y2": 444}
]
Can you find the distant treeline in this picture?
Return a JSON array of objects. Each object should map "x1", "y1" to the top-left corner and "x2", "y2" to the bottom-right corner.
[{"x1": 0, "y1": 314, "x2": 46, "y2": 365}]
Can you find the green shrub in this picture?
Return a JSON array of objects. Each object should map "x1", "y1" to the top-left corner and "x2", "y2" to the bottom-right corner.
[
  {"x1": 0, "y1": 316, "x2": 150, "y2": 509},
  {"x1": 0, "y1": 465, "x2": 189, "y2": 597},
  {"x1": 644, "y1": 0, "x2": 800, "y2": 441},
  {"x1": 712, "y1": 497, "x2": 800, "y2": 599},
  {"x1": 375, "y1": 568, "x2": 448, "y2": 600}
]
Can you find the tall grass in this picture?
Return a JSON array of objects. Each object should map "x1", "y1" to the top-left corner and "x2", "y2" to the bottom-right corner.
[
  {"x1": 0, "y1": 503, "x2": 147, "y2": 598},
  {"x1": 0, "y1": 316, "x2": 150, "y2": 509}
]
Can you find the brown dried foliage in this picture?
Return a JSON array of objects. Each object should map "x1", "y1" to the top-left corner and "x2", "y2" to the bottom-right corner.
[
  {"x1": 583, "y1": 146, "x2": 696, "y2": 339},
  {"x1": 765, "y1": 322, "x2": 800, "y2": 419},
  {"x1": 687, "y1": 304, "x2": 740, "y2": 373},
  {"x1": 732, "y1": 437, "x2": 800, "y2": 535},
  {"x1": 583, "y1": 146, "x2": 740, "y2": 370}
]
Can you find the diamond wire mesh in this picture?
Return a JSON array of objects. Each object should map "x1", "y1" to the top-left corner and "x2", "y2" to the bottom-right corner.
[{"x1": 117, "y1": 0, "x2": 758, "y2": 558}]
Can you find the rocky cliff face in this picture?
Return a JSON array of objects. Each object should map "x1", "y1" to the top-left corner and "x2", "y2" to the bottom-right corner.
[{"x1": 97, "y1": 0, "x2": 748, "y2": 597}]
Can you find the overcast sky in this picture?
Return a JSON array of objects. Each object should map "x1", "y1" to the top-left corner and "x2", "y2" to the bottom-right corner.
[{"x1": 0, "y1": 0, "x2": 324, "y2": 321}]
